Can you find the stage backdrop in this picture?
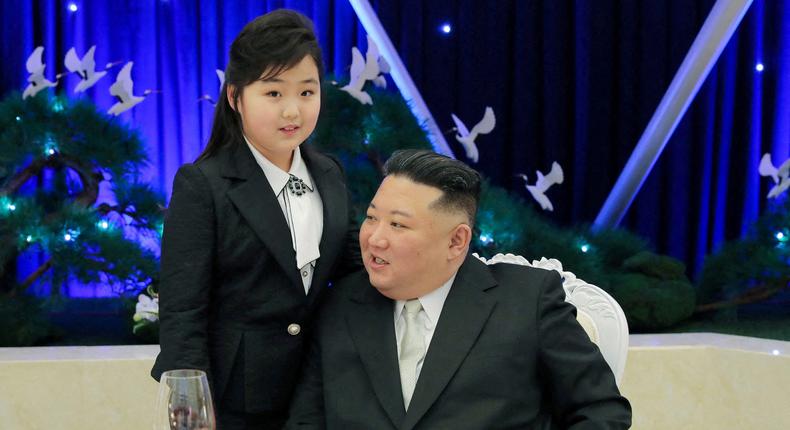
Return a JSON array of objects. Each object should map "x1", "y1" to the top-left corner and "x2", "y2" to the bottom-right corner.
[{"x1": 2, "y1": 0, "x2": 789, "y2": 291}]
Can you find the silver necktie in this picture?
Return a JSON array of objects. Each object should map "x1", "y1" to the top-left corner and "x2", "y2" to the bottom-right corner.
[{"x1": 399, "y1": 299, "x2": 425, "y2": 410}]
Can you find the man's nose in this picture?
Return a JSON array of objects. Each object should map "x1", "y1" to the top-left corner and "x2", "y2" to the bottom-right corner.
[{"x1": 366, "y1": 225, "x2": 388, "y2": 248}]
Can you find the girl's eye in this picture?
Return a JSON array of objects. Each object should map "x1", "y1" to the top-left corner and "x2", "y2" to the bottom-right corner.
[
  {"x1": 301, "y1": 90, "x2": 314, "y2": 96},
  {"x1": 391, "y1": 222, "x2": 404, "y2": 228},
  {"x1": 266, "y1": 91, "x2": 281, "y2": 97},
  {"x1": 365, "y1": 215, "x2": 376, "y2": 221}
]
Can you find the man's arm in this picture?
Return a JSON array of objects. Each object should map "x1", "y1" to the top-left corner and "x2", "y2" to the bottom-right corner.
[{"x1": 536, "y1": 270, "x2": 632, "y2": 429}]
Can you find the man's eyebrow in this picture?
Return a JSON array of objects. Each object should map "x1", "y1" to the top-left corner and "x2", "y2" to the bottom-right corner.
[{"x1": 368, "y1": 203, "x2": 413, "y2": 218}]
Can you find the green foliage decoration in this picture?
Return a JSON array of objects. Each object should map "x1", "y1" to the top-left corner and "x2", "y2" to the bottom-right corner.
[{"x1": 0, "y1": 91, "x2": 164, "y2": 345}]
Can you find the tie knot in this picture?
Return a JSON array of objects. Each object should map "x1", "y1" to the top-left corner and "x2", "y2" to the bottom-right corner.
[{"x1": 404, "y1": 299, "x2": 422, "y2": 315}]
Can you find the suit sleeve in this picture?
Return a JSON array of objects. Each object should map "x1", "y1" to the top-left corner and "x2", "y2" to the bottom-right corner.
[
  {"x1": 536, "y1": 270, "x2": 632, "y2": 429},
  {"x1": 151, "y1": 164, "x2": 216, "y2": 382}
]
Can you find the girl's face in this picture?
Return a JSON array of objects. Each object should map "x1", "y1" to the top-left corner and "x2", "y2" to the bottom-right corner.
[{"x1": 230, "y1": 55, "x2": 321, "y2": 171}]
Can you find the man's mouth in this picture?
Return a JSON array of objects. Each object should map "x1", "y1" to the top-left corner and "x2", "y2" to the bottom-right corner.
[{"x1": 370, "y1": 255, "x2": 389, "y2": 265}]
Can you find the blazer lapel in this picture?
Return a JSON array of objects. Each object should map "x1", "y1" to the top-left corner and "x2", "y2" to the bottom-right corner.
[
  {"x1": 346, "y1": 284, "x2": 406, "y2": 428},
  {"x1": 302, "y1": 146, "x2": 347, "y2": 306},
  {"x1": 222, "y1": 142, "x2": 303, "y2": 290},
  {"x1": 401, "y1": 256, "x2": 498, "y2": 430}
]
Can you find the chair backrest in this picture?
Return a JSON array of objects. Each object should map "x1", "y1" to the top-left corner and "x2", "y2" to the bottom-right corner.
[{"x1": 472, "y1": 253, "x2": 628, "y2": 385}]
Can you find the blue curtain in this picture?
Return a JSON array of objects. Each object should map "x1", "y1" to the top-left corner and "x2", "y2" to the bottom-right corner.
[
  {"x1": 371, "y1": 0, "x2": 789, "y2": 274},
  {"x1": 2, "y1": 0, "x2": 789, "y2": 294}
]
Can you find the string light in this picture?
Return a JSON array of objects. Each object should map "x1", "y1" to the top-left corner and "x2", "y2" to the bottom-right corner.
[
  {"x1": 43, "y1": 135, "x2": 58, "y2": 156},
  {"x1": 755, "y1": 62, "x2": 764, "y2": 72},
  {"x1": 479, "y1": 233, "x2": 493, "y2": 245},
  {"x1": 98, "y1": 220, "x2": 110, "y2": 230},
  {"x1": 1, "y1": 198, "x2": 16, "y2": 213},
  {"x1": 67, "y1": 3, "x2": 78, "y2": 12},
  {"x1": 439, "y1": 23, "x2": 452, "y2": 35},
  {"x1": 63, "y1": 228, "x2": 80, "y2": 242}
]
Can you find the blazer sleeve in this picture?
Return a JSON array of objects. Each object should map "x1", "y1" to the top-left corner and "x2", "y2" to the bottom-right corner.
[
  {"x1": 151, "y1": 164, "x2": 216, "y2": 382},
  {"x1": 326, "y1": 154, "x2": 362, "y2": 279},
  {"x1": 536, "y1": 270, "x2": 632, "y2": 429}
]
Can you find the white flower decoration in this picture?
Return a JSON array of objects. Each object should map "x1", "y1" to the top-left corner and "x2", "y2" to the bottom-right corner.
[{"x1": 133, "y1": 293, "x2": 159, "y2": 323}]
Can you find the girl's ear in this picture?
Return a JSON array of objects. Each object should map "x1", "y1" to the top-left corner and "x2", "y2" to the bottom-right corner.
[{"x1": 226, "y1": 85, "x2": 237, "y2": 111}]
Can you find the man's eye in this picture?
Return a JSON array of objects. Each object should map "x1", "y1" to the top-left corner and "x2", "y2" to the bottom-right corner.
[{"x1": 391, "y1": 222, "x2": 404, "y2": 228}]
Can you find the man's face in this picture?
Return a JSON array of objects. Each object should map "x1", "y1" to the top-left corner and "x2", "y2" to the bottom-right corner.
[{"x1": 360, "y1": 175, "x2": 464, "y2": 300}]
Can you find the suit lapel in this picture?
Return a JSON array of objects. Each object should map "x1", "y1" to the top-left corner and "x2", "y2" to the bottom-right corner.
[
  {"x1": 302, "y1": 146, "x2": 347, "y2": 306},
  {"x1": 222, "y1": 142, "x2": 303, "y2": 290},
  {"x1": 346, "y1": 284, "x2": 406, "y2": 428},
  {"x1": 401, "y1": 256, "x2": 498, "y2": 430}
]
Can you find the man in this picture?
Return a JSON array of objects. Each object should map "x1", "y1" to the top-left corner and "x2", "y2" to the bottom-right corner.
[{"x1": 287, "y1": 149, "x2": 631, "y2": 429}]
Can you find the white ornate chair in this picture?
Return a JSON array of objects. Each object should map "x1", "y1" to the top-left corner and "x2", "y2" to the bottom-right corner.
[{"x1": 473, "y1": 253, "x2": 628, "y2": 385}]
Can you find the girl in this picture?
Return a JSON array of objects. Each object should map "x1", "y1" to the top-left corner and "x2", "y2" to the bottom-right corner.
[{"x1": 152, "y1": 9, "x2": 359, "y2": 429}]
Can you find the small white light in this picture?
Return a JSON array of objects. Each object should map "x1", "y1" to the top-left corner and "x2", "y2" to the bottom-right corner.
[
  {"x1": 26, "y1": 235, "x2": 33, "y2": 243},
  {"x1": 15, "y1": 116, "x2": 21, "y2": 122},
  {"x1": 755, "y1": 63, "x2": 764, "y2": 72},
  {"x1": 440, "y1": 23, "x2": 452, "y2": 34},
  {"x1": 776, "y1": 232, "x2": 784, "y2": 240},
  {"x1": 68, "y1": 3, "x2": 78, "y2": 12},
  {"x1": 479, "y1": 234, "x2": 493, "y2": 244},
  {"x1": 99, "y1": 220, "x2": 109, "y2": 229},
  {"x1": 581, "y1": 244, "x2": 590, "y2": 253},
  {"x1": 48, "y1": 148, "x2": 56, "y2": 155},
  {"x1": 7, "y1": 204, "x2": 15, "y2": 211},
  {"x1": 64, "y1": 233, "x2": 72, "y2": 241},
  {"x1": 772, "y1": 349, "x2": 781, "y2": 356}
]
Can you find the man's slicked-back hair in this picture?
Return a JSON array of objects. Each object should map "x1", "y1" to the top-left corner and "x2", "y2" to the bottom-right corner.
[{"x1": 383, "y1": 149, "x2": 481, "y2": 226}]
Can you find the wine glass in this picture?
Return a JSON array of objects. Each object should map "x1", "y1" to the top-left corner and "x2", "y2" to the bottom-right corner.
[{"x1": 154, "y1": 369, "x2": 216, "y2": 430}]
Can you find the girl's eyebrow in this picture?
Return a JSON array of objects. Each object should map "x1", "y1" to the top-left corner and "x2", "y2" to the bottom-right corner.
[{"x1": 260, "y1": 77, "x2": 319, "y2": 84}]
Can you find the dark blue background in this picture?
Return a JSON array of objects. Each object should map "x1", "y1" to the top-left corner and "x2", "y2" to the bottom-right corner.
[{"x1": 2, "y1": 0, "x2": 788, "y2": 295}]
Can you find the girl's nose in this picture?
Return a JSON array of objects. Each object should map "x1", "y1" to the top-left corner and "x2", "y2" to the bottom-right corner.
[{"x1": 282, "y1": 101, "x2": 299, "y2": 119}]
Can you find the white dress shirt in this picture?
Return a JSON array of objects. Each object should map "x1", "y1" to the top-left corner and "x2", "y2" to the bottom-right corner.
[
  {"x1": 394, "y1": 273, "x2": 457, "y2": 381},
  {"x1": 245, "y1": 138, "x2": 324, "y2": 294}
]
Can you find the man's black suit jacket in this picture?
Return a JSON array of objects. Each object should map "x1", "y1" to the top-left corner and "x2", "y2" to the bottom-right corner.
[
  {"x1": 288, "y1": 255, "x2": 631, "y2": 429},
  {"x1": 151, "y1": 141, "x2": 359, "y2": 415}
]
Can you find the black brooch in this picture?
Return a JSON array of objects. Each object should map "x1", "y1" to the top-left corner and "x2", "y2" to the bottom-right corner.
[{"x1": 287, "y1": 174, "x2": 311, "y2": 196}]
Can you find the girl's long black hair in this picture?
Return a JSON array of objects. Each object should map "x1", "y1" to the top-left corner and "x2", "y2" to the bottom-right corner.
[{"x1": 197, "y1": 9, "x2": 324, "y2": 162}]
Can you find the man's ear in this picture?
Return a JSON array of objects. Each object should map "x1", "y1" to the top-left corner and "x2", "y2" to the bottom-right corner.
[
  {"x1": 448, "y1": 223, "x2": 472, "y2": 260},
  {"x1": 227, "y1": 84, "x2": 237, "y2": 111}
]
